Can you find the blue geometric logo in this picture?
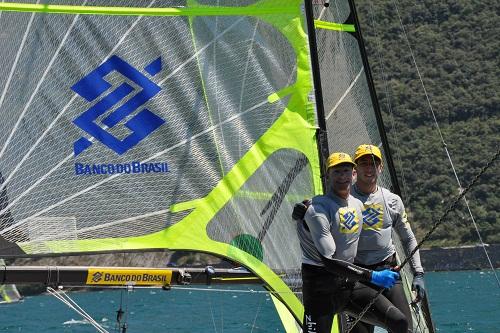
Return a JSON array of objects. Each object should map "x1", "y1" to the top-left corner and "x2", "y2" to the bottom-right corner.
[
  {"x1": 71, "y1": 55, "x2": 165, "y2": 156},
  {"x1": 342, "y1": 212, "x2": 357, "y2": 230},
  {"x1": 363, "y1": 207, "x2": 381, "y2": 226}
]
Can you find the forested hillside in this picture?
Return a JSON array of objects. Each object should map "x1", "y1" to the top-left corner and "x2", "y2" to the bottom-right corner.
[{"x1": 355, "y1": 0, "x2": 499, "y2": 246}]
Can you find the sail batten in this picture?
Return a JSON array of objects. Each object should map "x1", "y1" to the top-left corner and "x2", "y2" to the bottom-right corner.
[{"x1": 0, "y1": 3, "x2": 298, "y2": 16}]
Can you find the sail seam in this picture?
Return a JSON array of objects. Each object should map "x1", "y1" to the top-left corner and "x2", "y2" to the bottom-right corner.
[
  {"x1": 0, "y1": 1, "x2": 38, "y2": 138},
  {"x1": 314, "y1": 19, "x2": 355, "y2": 32},
  {"x1": 325, "y1": 67, "x2": 363, "y2": 120}
]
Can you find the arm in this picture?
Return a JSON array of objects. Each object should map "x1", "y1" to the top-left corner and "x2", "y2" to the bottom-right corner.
[
  {"x1": 321, "y1": 256, "x2": 399, "y2": 288},
  {"x1": 320, "y1": 256, "x2": 371, "y2": 281},
  {"x1": 391, "y1": 196, "x2": 424, "y2": 274},
  {"x1": 303, "y1": 203, "x2": 336, "y2": 259},
  {"x1": 391, "y1": 196, "x2": 426, "y2": 301},
  {"x1": 304, "y1": 203, "x2": 399, "y2": 288}
]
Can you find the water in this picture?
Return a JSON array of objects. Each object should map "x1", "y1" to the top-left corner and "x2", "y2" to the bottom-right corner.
[
  {"x1": 425, "y1": 270, "x2": 500, "y2": 333},
  {"x1": 0, "y1": 270, "x2": 498, "y2": 332}
]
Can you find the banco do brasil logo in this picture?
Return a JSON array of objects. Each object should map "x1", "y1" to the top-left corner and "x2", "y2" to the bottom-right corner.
[
  {"x1": 92, "y1": 271, "x2": 103, "y2": 283},
  {"x1": 71, "y1": 55, "x2": 165, "y2": 156}
]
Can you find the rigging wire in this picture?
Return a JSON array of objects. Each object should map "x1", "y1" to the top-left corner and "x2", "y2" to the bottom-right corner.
[
  {"x1": 364, "y1": 5, "x2": 436, "y2": 331},
  {"x1": 114, "y1": 253, "x2": 130, "y2": 332},
  {"x1": 249, "y1": 291, "x2": 265, "y2": 333},
  {"x1": 47, "y1": 286, "x2": 109, "y2": 333},
  {"x1": 388, "y1": 0, "x2": 500, "y2": 287},
  {"x1": 205, "y1": 284, "x2": 220, "y2": 333},
  {"x1": 365, "y1": 3, "x2": 410, "y2": 203},
  {"x1": 342, "y1": 2, "x2": 426, "y2": 330},
  {"x1": 346, "y1": 147, "x2": 500, "y2": 333},
  {"x1": 60, "y1": 284, "x2": 303, "y2": 295}
]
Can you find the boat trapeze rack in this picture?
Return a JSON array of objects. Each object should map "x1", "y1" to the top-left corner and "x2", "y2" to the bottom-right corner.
[{"x1": 0, "y1": 265, "x2": 260, "y2": 288}]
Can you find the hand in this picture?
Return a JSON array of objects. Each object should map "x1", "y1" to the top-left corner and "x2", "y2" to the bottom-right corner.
[
  {"x1": 411, "y1": 272, "x2": 426, "y2": 302},
  {"x1": 292, "y1": 199, "x2": 311, "y2": 221},
  {"x1": 370, "y1": 269, "x2": 400, "y2": 289}
]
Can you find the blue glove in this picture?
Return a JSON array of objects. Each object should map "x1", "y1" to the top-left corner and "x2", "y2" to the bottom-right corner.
[
  {"x1": 411, "y1": 272, "x2": 426, "y2": 302},
  {"x1": 292, "y1": 199, "x2": 311, "y2": 221},
  {"x1": 370, "y1": 269, "x2": 399, "y2": 289}
]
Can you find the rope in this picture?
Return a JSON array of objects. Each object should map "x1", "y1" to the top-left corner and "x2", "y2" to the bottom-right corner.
[
  {"x1": 47, "y1": 286, "x2": 109, "y2": 333},
  {"x1": 389, "y1": 0, "x2": 500, "y2": 287},
  {"x1": 114, "y1": 247, "x2": 129, "y2": 332},
  {"x1": 249, "y1": 292, "x2": 265, "y2": 333},
  {"x1": 1, "y1": 261, "x2": 6, "y2": 285},
  {"x1": 411, "y1": 303, "x2": 425, "y2": 333},
  {"x1": 365, "y1": 2, "x2": 410, "y2": 203},
  {"x1": 398, "y1": 148, "x2": 500, "y2": 270},
  {"x1": 346, "y1": 148, "x2": 499, "y2": 332}
]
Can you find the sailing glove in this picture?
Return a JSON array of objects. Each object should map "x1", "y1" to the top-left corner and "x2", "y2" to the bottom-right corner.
[
  {"x1": 411, "y1": 272, "x2": 426, "y2": 302},
  {"x1": 292, "y1": 199, "x2": 311, "y2": 221},
  {"x1": 370, "y1": 269, "x2": 399, "y2": 289}
]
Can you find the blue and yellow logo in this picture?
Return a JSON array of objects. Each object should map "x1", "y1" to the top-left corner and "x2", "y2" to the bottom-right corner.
[
  {"x1": 362, "y1": 204, "x2": 383, "y2": 230},
  {"x1": 339, "y1": 207, "x2": 359, "y2": 233}
]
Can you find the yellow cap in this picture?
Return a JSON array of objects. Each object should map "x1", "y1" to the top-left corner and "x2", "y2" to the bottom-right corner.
[
  {"x1": 326, "y1": 152, "x2": 356, "y2": 169},
  {"x1": 353, "y1": 144, "x2": 382, "y2": 162}
]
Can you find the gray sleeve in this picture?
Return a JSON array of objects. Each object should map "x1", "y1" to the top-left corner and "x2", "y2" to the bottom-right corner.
[
  {"x1": 304, "y1": 203, "x2": 336, "y2": 258},
  {"x1": 391, "y1": 196, "x2": 424, "y2": 274}
]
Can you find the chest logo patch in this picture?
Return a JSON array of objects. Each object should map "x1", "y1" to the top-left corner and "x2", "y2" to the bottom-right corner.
[
  {"x1": 362, "y1": 203, "x2": 384, "y2": 230},
  {"x1": 339, "y1": 207, "x2": 359, "y2": 234}
]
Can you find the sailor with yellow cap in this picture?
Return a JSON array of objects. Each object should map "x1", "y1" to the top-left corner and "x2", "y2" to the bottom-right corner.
[
  {"x1": 295, "y1": 152, "x2": 405, "y2": 333},
  {"x1": 349, "y1": 144, "x2": 425, "y2": 333}
]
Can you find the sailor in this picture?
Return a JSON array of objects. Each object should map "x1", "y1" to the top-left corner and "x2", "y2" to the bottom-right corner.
[
  {"x1": 348, "y1": 144, "x2": 425, "y2": 333},
  {"x1": 295, "y1": 152, "x2": 406, "y2": 333}
]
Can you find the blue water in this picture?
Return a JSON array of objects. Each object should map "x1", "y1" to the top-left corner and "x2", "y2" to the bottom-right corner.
[
  {"x1": 0, "y1": 270, "x2": 498, "y2": 332},
  {"x1": 425, "y1": 270, "x2": 500, "y2": 333}
]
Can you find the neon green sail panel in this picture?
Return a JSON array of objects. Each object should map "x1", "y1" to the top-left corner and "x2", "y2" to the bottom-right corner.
[{"x1": 0, "y1": 0, "x2": 325, "y2": 324}]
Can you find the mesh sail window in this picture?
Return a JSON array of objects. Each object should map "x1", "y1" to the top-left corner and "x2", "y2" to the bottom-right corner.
[{"x1": 0, "y1": 0, "x2": 324, "y2": 325}]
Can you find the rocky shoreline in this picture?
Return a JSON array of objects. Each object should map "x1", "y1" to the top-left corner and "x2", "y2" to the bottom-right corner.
[{"x1": 420, "y1": 244, "x2": 500, "y2": 271}]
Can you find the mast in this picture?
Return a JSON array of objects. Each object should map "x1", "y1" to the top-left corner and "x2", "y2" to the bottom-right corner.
[{"x1": 304, "y1": 0, "x2": 330, "y2": 192}]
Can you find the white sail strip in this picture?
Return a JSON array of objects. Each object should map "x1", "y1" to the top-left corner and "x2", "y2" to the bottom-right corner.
[
  {"x1": 0, "y1": 1, "x2": 39, "y2": 129},
  {"x1": 0, "y1": 0, "x2": 88, "y2": 160},
  {"x1": 325, "y1": 66, "x2": 363, "y2": 120},
  {"x1": 236, "y1": 20, "x2": 259, "y2": 157},
  {"x1": 316, "y1": 1, "x2": 329, "y2": 20}
]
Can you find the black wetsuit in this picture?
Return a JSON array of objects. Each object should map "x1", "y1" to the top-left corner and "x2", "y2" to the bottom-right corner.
[{"x1": 347, "y1": 255, "x2": 411, "y2": 333}]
